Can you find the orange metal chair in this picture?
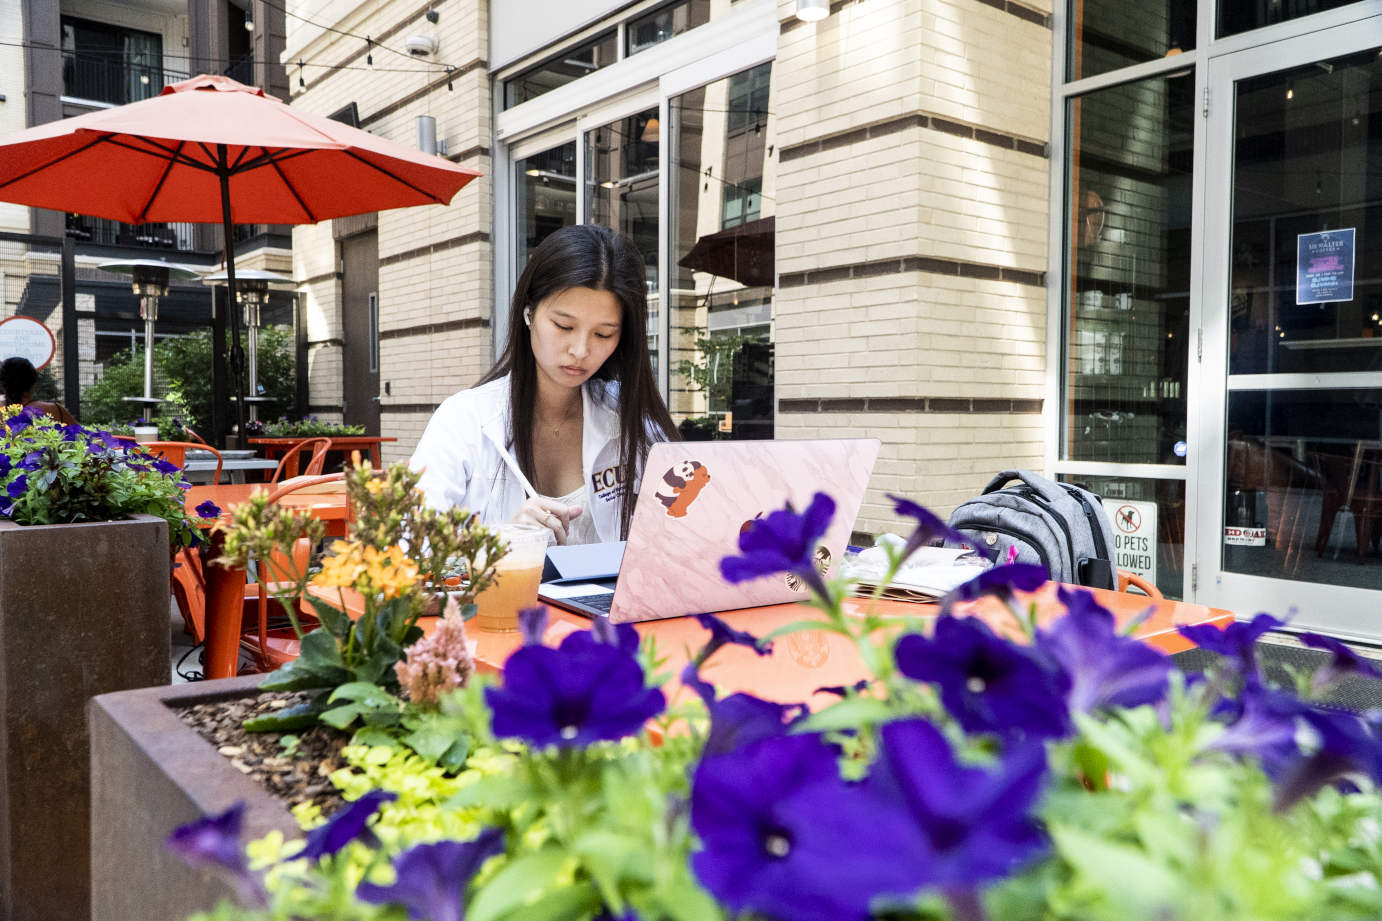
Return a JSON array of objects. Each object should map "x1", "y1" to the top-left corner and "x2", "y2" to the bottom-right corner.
[
  {"x1": 170, "y1": 546, "x2": 208, "y2": 643},
  {"x1": 143, "y1": 440, "x2": 224, "y2": 484},
  {"x1": 1117, "y1": 569, "x2": 1163, "y2": 600},
  {"x1": 239, "y1": 472, "x2": 347, "y2": 672},
  {"x1": 181, "y1": 425, "x2": 209, "y2": 446},
  {"x1": 268, "y1": 437, "x2": 332, "y2": 483}
]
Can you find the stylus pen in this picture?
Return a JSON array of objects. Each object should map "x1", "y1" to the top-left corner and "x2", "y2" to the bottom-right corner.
[{"x1": 492, "y1": 440, "x2": 541, "y2": 501}]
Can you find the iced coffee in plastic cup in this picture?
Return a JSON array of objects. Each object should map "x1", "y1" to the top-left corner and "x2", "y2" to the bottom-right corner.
[{"x1": 472, "y1": 524, "x2": 549, "y2": 632}]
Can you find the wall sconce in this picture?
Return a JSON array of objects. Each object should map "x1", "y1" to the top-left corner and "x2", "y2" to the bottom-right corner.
[
  {"x1": 244, "y1": 6, "x2": 254, "y2": 30},
  {"x1": 796, "y1": 0, "x2": 829, "y2": 21},
  {"x1": 417, "y1": 114, "x2": 438, "y2": 155},
  {"x1": 640, "y1": 116, "x2": 660, "y2": 143}
]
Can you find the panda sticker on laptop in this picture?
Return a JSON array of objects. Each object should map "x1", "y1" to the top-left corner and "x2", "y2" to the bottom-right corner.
[{"x1": 653, "y1": 460, "x2": 711, "y2": 518}]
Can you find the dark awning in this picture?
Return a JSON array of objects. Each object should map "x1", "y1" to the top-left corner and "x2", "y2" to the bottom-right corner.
[{"x1": 677, "y1": 215, "x2": 774, "y2": 289}]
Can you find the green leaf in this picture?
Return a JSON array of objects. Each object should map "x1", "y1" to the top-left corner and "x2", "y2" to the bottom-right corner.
[
  {"x1": 444, "y1": 774, "x2": 535, "y2": 812},
  {"x1": 243, "y1": 701, "x2": 322, "y2": 733},
  {"x1": 490, "y1": 884, "x2": 600, "y2": 921},
  {"x1": 468, "y1": 849, "x2": 571, "y2": 921},
  {"x1": 571, "y1": 829, "x2": 649, "y2": 907},
  {"x1": 1048, "y1": 821, "x2": 1181, "y2": 917},
  {"x1": 795, "y1": 696, "x2": 894, "y2": 733},
  {"x1": 652, "y1": 875, "x2": 724, "y2": 921},
  {"x1": 319, "y1": 703, "x2": 364, "y2": 730},
  {"x1": 328, "y1": 681, "x2": 397, "y2": 707}
]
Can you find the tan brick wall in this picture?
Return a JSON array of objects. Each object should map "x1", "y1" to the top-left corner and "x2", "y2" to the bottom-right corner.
[
  {"x1": 774, "y1": 0, "x2": 1051, "y2": 537},
  {"x1": 286, "y1": 0, "x2": 492, "y2": 454}
]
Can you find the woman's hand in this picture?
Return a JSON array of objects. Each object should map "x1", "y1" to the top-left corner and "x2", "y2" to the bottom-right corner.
[{"x1": 511, "y1": 498, "x2": 584, "y2": 545}]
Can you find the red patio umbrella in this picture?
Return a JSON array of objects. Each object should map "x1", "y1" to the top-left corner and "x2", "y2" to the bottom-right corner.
[{"x1": 0, "y1": 74, "x2": 481, "y2": 438}]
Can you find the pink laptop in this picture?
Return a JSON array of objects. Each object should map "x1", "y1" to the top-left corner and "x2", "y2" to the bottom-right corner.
[{"x1": 538, "y1": 438, "x2": 881, "y2": 624}]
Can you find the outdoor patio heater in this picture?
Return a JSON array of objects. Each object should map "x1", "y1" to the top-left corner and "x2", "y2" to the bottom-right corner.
[
  {"x1": 97, "y1": 259, "x2": 204, "y2": 413},
  {"x1": 204, "y1": 269, "x2": 295, "y2": 423}
]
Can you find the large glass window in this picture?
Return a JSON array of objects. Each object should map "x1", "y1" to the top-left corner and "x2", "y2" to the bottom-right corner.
[
  {"x1": 586, "y1": 109, "x2": 661, "y2": 373},
  {"x1": 1067, "y1": 0, "x2": 1196, "y2": 82},
  {"x1": 515, "y1": 142, "x2": 577, "y2": 272},
  {"x1": 504, "y1": 31, "x2": 618, "y2": 109},
  {"x1": 667, "y1": 63, "x2": 775, "y2": 441},
  {"x1": 1059, "y1": 474, "x2": 1186, "y2": 600},
  {"x1": 60, "y1": 16, "x2": 164, "y2": 106},
  {"x1": 627, "y1": 1, "x2": 710, "y2": 56},
  {"x1": 1063, "y1": 74, "x2": 1194, "y2": 465},
  {"x1": 1228, "y1": 49, "x2": 1382, "y2": 376},
  {"x1": 1219, "y1": 0, "x2": 1365, "y2": 38}
]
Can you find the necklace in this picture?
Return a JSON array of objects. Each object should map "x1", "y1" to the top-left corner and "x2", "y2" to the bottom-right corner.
[{"x1": 538, "y1": 402, "x2": 581, "y2": 438}]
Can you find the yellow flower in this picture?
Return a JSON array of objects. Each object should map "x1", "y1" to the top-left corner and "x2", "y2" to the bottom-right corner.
[
  {"x1": 365, "y1": 477, "x2": 386, "y2": 496},
  {"x1": 311, "y1": 540, "x2": 366, "y2": 590},
  {"x1": 362, "y1": 544, "x2": 419, "y2": 599}
]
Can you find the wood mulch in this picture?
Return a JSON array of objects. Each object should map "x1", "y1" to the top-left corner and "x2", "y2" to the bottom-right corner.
[{"x1": 176, "y1": 690, "x2": 350, "y2": 816}]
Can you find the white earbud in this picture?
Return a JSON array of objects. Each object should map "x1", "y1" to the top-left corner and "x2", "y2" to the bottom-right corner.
[{"x1": 523, "y1": 307, "x2": 533, "y2": 327}]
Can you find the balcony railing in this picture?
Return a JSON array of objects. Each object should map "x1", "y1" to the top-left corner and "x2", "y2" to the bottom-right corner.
[
  {"x1": 66, "y1": 213, "x2": 197, "y2": 251},
  {"x1": 61, "y1": 52, "x2": 188, "y2": 107}
]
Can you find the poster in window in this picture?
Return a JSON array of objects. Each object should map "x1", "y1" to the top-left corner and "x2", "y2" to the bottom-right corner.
[{"x1": 1296, "y1": 228, "x2": 1355, "y2": 305}]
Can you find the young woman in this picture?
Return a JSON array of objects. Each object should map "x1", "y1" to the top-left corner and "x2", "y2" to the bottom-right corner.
[
  {"x1": 411, "y1": 224, "x2": 678, "y2": 544},
  {"x1": 0, "y1": 356, "x2": 77, "y2": 425}
]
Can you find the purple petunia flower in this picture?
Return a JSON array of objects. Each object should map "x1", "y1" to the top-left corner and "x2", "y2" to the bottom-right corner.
[
  {"x1": 690, "y1": 732, "x2": 925, "y2": 921},
  {"x1": 485, "y1": 628, "x2": 665, "y2": 746},
  {"x1": 194, "y1": 499, "x2": 221, "y2": 519},
  {"x1": 1276, "y1": 707, "x2": 1382, "y2": 810},
  {"x1": 4, "y1": 408, "x2": 36, "y2": 434},
  {"x1": 895, "y1": 615, "x2": 1071, "y2": 739},
  {"x1": 150, "y1": 457, "x2": 181, "y2": 475},
  {"x1": 720, "y1": 492, "x2": 836, "y2": 602},
  {"x1": 1177, "y1": 612, "x2": 1284, "y2": 676},
  {"x1": 939, "y1": 563, "x2": 1048, "y2": 614},
  {"x1": 18, "y1": 449, "x2": 44, "y2": 470},
  {"x1": 165, "y1": 801, "x2": 265, "y2": 906},
  {"x1": 695, "y1": 613, "x2": 773, "y2": 657},
  {"x1": 296, "y1": 790, "x2": 397, "y2": 862},
  {"x1": 518, "y1": 605, "x2": 548, "y2": 646},
  {"x1": 6, "y1": 475, "x2": 27, "y2": 500},
  {"x1": 1298, "y1": 632, "x2": 1382, "y2": 687},
  {"x1": 356, "y1": 828, "x2": 504, "y2": 921},
  {"x1": 0, "y1": 454, "x2": 9, "y2": 476},
  {"x1": 1204, "y1": 678, "x2": 1302, "y2": 770},
  {"x1": 888, "y1": 494, "x2": 993, "y2": 563},
  {"x1": 590, "y1": 614, "x2": 639, "y2": 653},
  {"x1": 1036, "y1": 587, "x2": 1170, "y2": 713},
  {"x1": 867, "y1": 718, "x2": 1048, "y2": 889},
  {"x1": 59, "y1": 425, "x2": 83, "y2": 442}
]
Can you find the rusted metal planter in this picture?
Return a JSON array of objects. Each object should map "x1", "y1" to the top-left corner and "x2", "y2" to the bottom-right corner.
[
  {"x1": 0, "y1": 514, "x2": 169, "y2": 921},
  {"x1": 88, "y1": 674, "x2": 299, "y2": 921}
]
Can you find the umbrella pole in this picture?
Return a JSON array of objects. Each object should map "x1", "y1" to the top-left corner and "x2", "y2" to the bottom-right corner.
[
  {"x1": 140, "y1": 295, "x2": 157, "y2": 402},
  {"x1": 218, "y1": 151, "x2": 248, "y2": 443}
]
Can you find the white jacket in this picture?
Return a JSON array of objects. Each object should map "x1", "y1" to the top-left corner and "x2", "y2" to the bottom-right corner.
[{"x1": 409, "y1": 375, "x2": 631, "y2": 542}]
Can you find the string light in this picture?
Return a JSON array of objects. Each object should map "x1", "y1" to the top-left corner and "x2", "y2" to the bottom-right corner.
[
  {"x1": 298, "y1": 59, "x2": 305, "y2": 88},
  {"x1": 366, "y1": 36, "x2": 373, "y2": 67}
]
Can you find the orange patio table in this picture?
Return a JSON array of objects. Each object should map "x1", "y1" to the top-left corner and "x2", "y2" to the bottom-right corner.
[
  {"x1": 306, "y1": 581, "x2": 1233, "y2": 709},
  {"x1": 186, "y1": 483, "x2": 350, "y2": 680},
  {"x1": 249, "y1": 436, "x2": 398, "y2": 473}
]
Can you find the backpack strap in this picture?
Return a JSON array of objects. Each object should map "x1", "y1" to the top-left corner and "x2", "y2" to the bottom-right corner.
[{"x1": 982, "y1": 469, "x2": 1069, "y2": 505}]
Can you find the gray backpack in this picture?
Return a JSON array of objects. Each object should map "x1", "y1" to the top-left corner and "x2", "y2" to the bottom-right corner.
[{"x1": 945, "y1": 470, "x2": 1117, "y2": 590}]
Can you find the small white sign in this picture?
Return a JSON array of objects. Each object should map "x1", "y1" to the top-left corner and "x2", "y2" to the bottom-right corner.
[
  {"x1": 0, "y1": 316, "x2": 56, "y2": 369},
  {"x1": 1224, "y1": 526, "x2": 1267, "y2": 547},
  {"x1": 1102, "y1": 498, "x2": 1157, "y2": 585}
]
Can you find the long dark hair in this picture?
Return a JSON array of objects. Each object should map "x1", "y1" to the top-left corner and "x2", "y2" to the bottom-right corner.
[{"x1": 480, "y1": 224, "x2": 679, "y2": 537}]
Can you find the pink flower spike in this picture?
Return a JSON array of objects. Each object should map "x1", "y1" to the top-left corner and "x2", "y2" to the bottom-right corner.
[{"x1": 1006, "y1": 545, "x2": 1019, "y2": 566}]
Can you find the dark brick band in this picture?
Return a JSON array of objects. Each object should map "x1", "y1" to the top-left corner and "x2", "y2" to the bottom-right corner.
[
  {"x1": 307, "y1": 404, "x2": 344, "y2": 414},
  {"x1": 779, "y1": 255, "x2": 1044, "y2": 289},
  {"x1": 379, "y1": 316, "x2": 489, "y2": 341},
  {"x1": 379, "y1": 231, "x2": 489, "y2": 268},
  {"x1": 780, "y1": 111, "x2": 1046, "y2": 163},
  {"x1": 779, "y1": 397, "x2": 1043, "y2": 414},
  {"x1": 381, "y1": 403, "x2": 441, "y2": 414}
]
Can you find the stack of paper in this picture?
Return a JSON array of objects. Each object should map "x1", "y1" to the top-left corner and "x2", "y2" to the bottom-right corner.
[{"x1": 841, "y1": 544, "x2": 988, "y2": 602}]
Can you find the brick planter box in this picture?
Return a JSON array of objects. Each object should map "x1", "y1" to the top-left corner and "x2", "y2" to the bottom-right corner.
[
  {"x1": 0, "y1": 515, "x2": 169, "y2": 921},
  {"x1": 88, "y1": 675, "x2": 299, "y2": 921}
]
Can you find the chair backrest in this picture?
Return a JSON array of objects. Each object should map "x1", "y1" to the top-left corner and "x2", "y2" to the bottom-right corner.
[
  {"x1": 142, "y1": 440, "x2": 224, "y2": 484},
  {"x1": 270, "y1": 437, "x2": 333, "y2": 483},
  {"x1": 182, "y1": 425, "x2": 209, "y2": 446}
]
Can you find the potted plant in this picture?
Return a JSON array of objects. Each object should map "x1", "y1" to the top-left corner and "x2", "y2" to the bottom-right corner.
[
  {"x1": 118, "y1": 491, "x2": 1382, "y2": 920},
  {"x1": 0, "y1": 405, "x2": 212, "y2": 921}
]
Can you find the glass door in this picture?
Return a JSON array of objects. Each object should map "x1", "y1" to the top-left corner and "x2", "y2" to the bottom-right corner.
[{"x1": 1198, "y1": 20, "x2": 1382, "y2": 640}]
